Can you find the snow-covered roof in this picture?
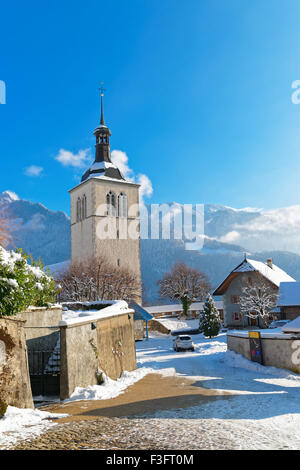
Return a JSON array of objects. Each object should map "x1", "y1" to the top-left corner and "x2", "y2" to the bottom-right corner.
[
  {"x1": 282, "y1": 316, "x2": 300, "y2": 333},
  {"x1": 144, "y1": 301, "x2": 223, "y2": 315},
  {"x1": 86, "y1": 160, "x2": 117, "y2": 172},
  {"x1": 130, "y1": 302, "x2": 153, "y2": 321},
  {"x1": 277, "y1": 282, "x2": 300, "y2": 307},
  {"x1": 233, "y1": 258, "x2": 296, "y2": 287},
  {"x1": 213, "y1": 257, "x2": 295, "y2": 295}
]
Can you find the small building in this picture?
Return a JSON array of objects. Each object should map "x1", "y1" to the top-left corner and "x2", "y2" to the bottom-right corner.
[
  {"x1": 277, "y1": 282, "x2": 300, "y2": 321},
  {"x1": 130, "y1": 302, "x2": 153, "y2": 340},
  {"x1": 20, "y1": 301, "x2": 137, "y2": 400},
  {"x1": 213, "y1": 257, "x2": 295, "y2": 328},
  {"x1": 144, "y1": 301, "x2": 224, "y2": 322}
]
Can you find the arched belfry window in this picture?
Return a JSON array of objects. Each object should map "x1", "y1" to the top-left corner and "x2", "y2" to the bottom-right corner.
[
  {"x1": 106, "y1": 191, "x2": 116, "y2": 217},
  {"x1": 76, "y1": 195, "x2": 87, "y2": 222},
  {"x1": 118, "y1": 193, "x2": 128, "y2": 218},
  {"x1": 76, "y1": 197, "x2": 81, "y2": 222},
  {"x1": 81, "y1": 194, "x2": 87, "y2": 220}
]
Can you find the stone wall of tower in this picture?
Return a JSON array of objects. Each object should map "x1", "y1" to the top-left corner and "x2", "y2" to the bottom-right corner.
[
  {"x1": 70, "y1": 177, "x2": 142, "y2": 302},
  {"x1": 70, "y1": 180, "x2": 95, "y2": 262}
]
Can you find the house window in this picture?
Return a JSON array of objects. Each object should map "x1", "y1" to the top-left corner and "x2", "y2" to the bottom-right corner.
[
  {"x1": 232, "y1": 312, "x2": 241, "y2": 321},
  {"x1": 231, "y1": 295, "x2": 240, "y2": 304},
  {"x1": 106, "y1": 191, "x2": 116, "y2": 217}
]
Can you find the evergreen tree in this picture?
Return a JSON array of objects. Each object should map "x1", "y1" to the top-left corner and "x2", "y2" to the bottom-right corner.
[{"x1": 199, "y1": 294, "x2": 220, "y2": 338}]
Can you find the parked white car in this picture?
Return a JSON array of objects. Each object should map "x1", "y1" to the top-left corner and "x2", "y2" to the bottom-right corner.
[
  {"x1": 268, "y1": 320, "x2": 290, "y2": 329},
  {"x1": 173, "y1": 335, "x2": 195, "y2": 352}
]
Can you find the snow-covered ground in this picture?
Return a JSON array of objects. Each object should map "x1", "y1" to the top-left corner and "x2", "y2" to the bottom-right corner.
[
  {"x1": 3, "y1": 331, "x2": 300, "y2": 449},
  {"x1": 0, "y1": 406, "x2": 67, "y2": 449},
  {"x1": 66, "y1": 366, "x2": 174, "y2": 402},
  {"x1": 136, "y1": 332, "x2": 300, "y2": 449}
]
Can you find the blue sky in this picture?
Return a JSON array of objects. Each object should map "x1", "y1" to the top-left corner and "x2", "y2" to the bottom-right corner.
[{"x1": 1, "y1": 0, "x2": 300, "y2": 215}]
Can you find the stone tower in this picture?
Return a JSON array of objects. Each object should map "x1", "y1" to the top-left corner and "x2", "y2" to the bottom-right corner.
[{"x1": 69, "y1": 88, "x2": 141, "y2": 300}]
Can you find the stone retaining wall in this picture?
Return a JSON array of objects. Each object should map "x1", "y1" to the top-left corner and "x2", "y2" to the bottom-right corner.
[
  {"x1": 0, "y1": 317, "x2": 33, "y2": 409},
  {"x1": 148, "y1": 319, "x2": 170, "y2": 335}
]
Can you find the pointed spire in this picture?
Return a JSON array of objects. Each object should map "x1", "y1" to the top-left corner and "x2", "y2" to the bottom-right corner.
[{"x1": 100, "y1": 82, "x2": 105, "y2": 126}]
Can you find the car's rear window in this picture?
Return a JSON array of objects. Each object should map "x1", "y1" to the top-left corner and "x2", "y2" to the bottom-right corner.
[{"x1": 179, "y1": 336, "x2": 191, "y2": 340}]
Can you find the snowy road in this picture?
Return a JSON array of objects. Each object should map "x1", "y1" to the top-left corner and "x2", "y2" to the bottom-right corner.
[
  {"x1": 3, "y1": 331, "x2": 300, "y2": 450},
  {"x1": 136, "y1": 333, "x2": 300, "y2": 450}
]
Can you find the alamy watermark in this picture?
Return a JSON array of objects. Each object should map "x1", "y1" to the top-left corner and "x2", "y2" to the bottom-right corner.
[
  {"x1": 0, "y1": 80, "x2": 6, "y2": 104},
  {"x1": 96, "y1": 202, "x2": 205, "y2": 251},
  {"x1": 291, "y1": 340, "x2": 300, "y2": 366}
]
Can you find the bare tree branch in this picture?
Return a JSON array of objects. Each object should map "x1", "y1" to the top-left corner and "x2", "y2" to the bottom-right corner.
[
  {"x1": 57, "y1": 256, "x2": 141, "y2": 303},
  {"x1": 158, "y1": 261, "x2": 211, "y2": 316},
  {"x1": 240, "y1": 278, "x2": 278, "y2": 328}
]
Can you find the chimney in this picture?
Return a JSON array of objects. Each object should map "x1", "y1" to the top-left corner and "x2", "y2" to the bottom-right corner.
[{"x1": 267, "y1": 258, "x2": 273, "y2": 269}]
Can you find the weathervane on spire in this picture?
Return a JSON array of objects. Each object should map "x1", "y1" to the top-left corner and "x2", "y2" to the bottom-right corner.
[{"x1": 99, "y1": 81, "x2": 106, "y2": 125}]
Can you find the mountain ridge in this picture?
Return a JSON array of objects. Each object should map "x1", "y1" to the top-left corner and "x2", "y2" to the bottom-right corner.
[{"x1": 1, "y1": 191, "x2": 300, "y2": 303}]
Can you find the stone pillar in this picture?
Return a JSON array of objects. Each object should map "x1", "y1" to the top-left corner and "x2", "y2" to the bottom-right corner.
[{"x1": 0, "y1": 317, "x2": 34, "y2": 409}]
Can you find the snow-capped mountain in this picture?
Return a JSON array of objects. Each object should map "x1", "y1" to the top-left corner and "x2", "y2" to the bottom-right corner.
[
  {"x1": 0, "y1": 191, "x2": 70, "y2": 266},
  {"x1": 1, "y1": 191, "x2": 300, "y2": 303}
]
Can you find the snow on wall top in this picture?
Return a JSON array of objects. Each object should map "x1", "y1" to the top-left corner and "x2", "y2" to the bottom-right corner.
[
  {"x1": 233, "y1": 258, "x2": 295, "y2": 287},
  {"x1": 59, "y1": 300, "x2": 133, "y2": 326},
  {"x1": 227, "y1": 329, "x2": 300, "y2": 339},
  {"x1": 277, "y1": 282, "x2": 300, "y2": 306}
]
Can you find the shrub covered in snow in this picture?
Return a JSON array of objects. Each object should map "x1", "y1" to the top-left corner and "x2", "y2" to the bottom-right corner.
[
  {"x1": 199, "y1": 293, "x2": 221, "y2": 338},
  {"x1": 0, "y1": 247, "x2": 58, "y2": 317}
]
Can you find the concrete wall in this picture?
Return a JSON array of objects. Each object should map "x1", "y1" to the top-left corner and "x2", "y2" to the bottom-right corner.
[
  {"x1": 19, "y1": 306, "x2": 62, "y2": 351},
  {"x1": 0, "y1": 317, "x2": 33, "y2": 409},
  {"x1": 96, "y1": 313, "x2": 136, "y2": 380},
  {"x1": 134, "y1": 320, "x2": 144, "y2": 341},
  {"x1": 60, "y1": 311, "x2": 137, "y2": 400},
  {"x1": 227, "y1": 333, "x2": 300, "y2": 373},
  {"x1": 60, "y1": 321, "x2": 98, "y2": 400}
]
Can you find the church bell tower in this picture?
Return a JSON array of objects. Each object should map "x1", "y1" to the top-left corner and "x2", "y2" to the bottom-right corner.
[{"x1": 69, "y1": 85, "x2": 142, "y2": 301}]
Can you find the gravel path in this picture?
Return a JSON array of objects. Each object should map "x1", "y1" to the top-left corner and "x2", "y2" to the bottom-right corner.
[
  {"x1": 12, "y1": 414, "x2": 300, "y2": 450},
  {"x1": 12, "y1": 416, "x2": 237, "y2": 450}
]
